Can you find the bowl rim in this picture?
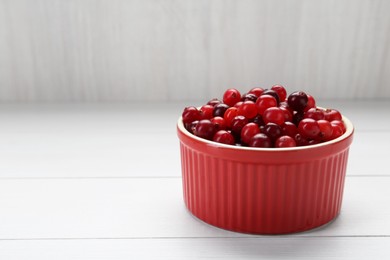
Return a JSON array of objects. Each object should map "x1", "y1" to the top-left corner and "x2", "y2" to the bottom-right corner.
[{"x1": 177, "y1": 114, "x2": 354, "y2": 152}]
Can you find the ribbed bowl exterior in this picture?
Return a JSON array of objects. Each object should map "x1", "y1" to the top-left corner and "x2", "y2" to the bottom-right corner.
[{"x1": 177, "y1": 116, "x2": 354, "y2": 234}]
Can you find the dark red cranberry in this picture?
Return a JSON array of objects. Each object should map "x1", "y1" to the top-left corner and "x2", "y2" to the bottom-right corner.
[
  {"x1": 241, "y1": 93, "x2": 258, "y2": 102},
  {"x1": 213, "y1": 130, "x2": 235, "y2": 145},
  {"x1": 249, "y1": 133, "x2": 272, "y2": 148},
  {"x1": 281, "y1": 121, "x2": 298, "y2": 137},
  {"x1": 293, "y1": 111, "x2": 305, "y2": 126},
  {"x1": 252, "y1": 114, "x2": 265, "y2": 127},
  {"x1": 294, "y1": 133, "x2": 309, "y2": 146},
  {"x1": 213, "y1": 103, "x2": 230, "y2": 117},
  {"x1": 263, "y1": 123, "x2": 283, "y2": 141},
  {"x1": 182, "y1": 106, "x2": 201, "y2": 124},
  {"x1": 194, "y1": 119, "x2": 216, "y2": 140},
  {"x1": 231, "y1": 115, "x2": 249, "y2": 135},
  {"x1": 287, "y1": 91, "x2": 308, "y2": 112}
]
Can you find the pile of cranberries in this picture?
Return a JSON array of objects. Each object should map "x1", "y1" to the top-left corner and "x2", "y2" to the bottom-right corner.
[{"x1": 181, "y1": 85, "x2": 346, "y2": 148}]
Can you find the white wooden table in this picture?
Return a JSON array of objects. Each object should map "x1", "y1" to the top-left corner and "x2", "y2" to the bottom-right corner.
[{"x1": 0, "y1": 101, "x2": 389, "y2": 259}]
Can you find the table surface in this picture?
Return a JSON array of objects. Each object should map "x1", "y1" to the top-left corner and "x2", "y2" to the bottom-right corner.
[{"x1": 0, "y1": 100, "x2": 389, "y2": 259}]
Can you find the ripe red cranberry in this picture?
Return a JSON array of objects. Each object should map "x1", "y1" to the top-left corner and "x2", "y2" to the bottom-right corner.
[
  {"x1": 263, "y1": 107, "x2": 285, "y2": 125},
  {"x1": 331, "y1": 120, "x2": 346, "y2": 133},
  {"x1": 255, "y1": 94, "x2": 277, "y2": 115},
  {"x1": 207, "y1": 98, "x2": 222, "y2": 107},
  {"x1": 263, "y1": 123, "x2": 283, "y2": 141},
  {"x1": 224, "y1": 107, "x2": 238, "y2": 127},
  {"x1": 330, "y1": 124, "x2": 344, "y2": 140},
  {"x1": 248, "y1": 87, "x2": 264, "y2": 97},
  {"x1": 298, "y1": 118, "x2": 321, "y2": 139},
  {"x1": 278, "y1": 106, "x2": 293, "y2": 122},
  {"x1": 241, "y1": 93, "x2": 258, "y2": 102},
  {"x1": 304, "y1": 94, "x2": 316, "y2": 111},
  {"x1": 240, "y1": 123, "x2": 261, "y2": 145},
  {"x1": 304, "y1": 108, "x2": 325, "y2": 121},
  {"x1": 281, "y1": 121, "x2": 298, "y2": 137},
  {"x1": 262, "y1": 89, "x2": 280, "y2": 104},
  {"x1": 324, "y1": 109, "x2": 342, "y2": 121},
  {"x1": 211, "y1": 116, "x2": 227, "y2": 131},
  {"x1": 249, "y1": 133, "x2": 272, "y2": 148},
  {"x1": 275, "y1": 135, "x2": 297, "y2": 148},
  {"x1": 294, "y1": 133, "x2": 309, "y2": 146},
  {"x1": 317, "y1": 119, "x2": 333, "y2": 141},
  {"x1": 223, "y1": 88, "x2": 241, "y2": 107},
  {"x1": 287, "y1": 91, "x2": 308, "y2": 112},
  {"x1": 231, "y1": 115, "x2": 249, "y2": 135},
  {"x1": 182, "y1": 106, "x2": 201, "y2": 124},
  {"x1": 213, "y1": 103, "x2": 230, "y2": 117},
  {"x1": 234, "y1": 101, "x2": 243, "y2": 108},
  {"x1": 200, "y1": 105, "x2": 214, "y2": 120},
  {"x1": 213, "y1": 130, "x2": 235, "y2": 145},
  {"x1": 271, "y1": 85, "x2": 287, "y2": 102},
  {"x1": 194, "y1": 119, "x2": 217, "y2": 140},
  {"x1": 237, "y1": 101, "x2": 257, "y2": 119}
]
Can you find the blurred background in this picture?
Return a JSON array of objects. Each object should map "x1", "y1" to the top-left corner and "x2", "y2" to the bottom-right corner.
[{"x1": 1, "y1": 0, "x2": 389, "y2": 102}]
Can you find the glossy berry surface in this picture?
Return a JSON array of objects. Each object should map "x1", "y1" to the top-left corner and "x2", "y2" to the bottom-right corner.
[
  {"x1": 213, "y1": 103, "x2": 230, "y2": 117},
  {"x1": 298, "y1": 118, "x2": 321, "y2": 139},
  {"x1": 213, "y1": 130, "x2": 235, "y2": 145},
  {"x1": 263, "y1": 107, "x2": 285, "y2": 125},
  {"x1": 240, "y1": 123, "x2": 261, "y2": 144},
  {"x1": 275, "y1": 135, "x2": 297, "y2": 148},
  {"x1": 194, "y1": 119, "x2": 216, "y2": 140},
  {"x1": 256, "y1": 95, "x2": 277, "y2": 115},
  {"x1": 249, "y1": 133, "x2": 272, "y2": 148},
  {"x1": 271, "y1": 85, "x2": 287, "y2": 102},
  {"x1": 223, "y1": 88, "x2": 241, "y2": 107},
  {"x1": 237, "y1": 101, "x2": 257, "y2": 119},
  {"x1": 288, "y1": 91, "x2": 308, "y2": 112}
]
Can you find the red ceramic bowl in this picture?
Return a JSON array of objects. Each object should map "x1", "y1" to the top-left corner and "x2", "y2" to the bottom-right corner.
[{"x1": 177, "y1": 115, "x2": 354, "y2": 234}]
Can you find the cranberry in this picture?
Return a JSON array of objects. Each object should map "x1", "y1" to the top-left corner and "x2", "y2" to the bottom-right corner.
[
  {"x1": 211, "y1": 116, "x2": 227, "y2": 131},
  {"x1": 293, "y1": 111, "x2": 304, "y2": 126},
  {"x1": 234, "y1": 101, "x2": 243, "y2": 108},
  {"x1": 194, "y1": 119, "x2": 216, "y2": 140},
  {"x1": 287, "y1": 91, "x2": 308, "y2": 112},
  {"x1": 223, "y1": 88, "x2": 241, "y2": 107},
  {"x1": 248, "y1": 87, "x2": 264, "y2": 97},
  {"x1": 275, "y1": 135, "x2": 297, "y2": 148},
  {"x1": 213, "y1": 130, "x2": 235, "y2": 145},
  {"x1": 331, "y1": 120, "x2": 346, "y2": 133},
  {"x1": 249, "y1": 133, "x2": 272, "y2": 148},
  {"x1": 262, "y1": 89, "x2": 280, "y2": 104},
  {"x1": 213, "y1": 103, "x2": 230, "y2": 117},
  {"x1": 304, "y1": 108, "x2": 325, "y2": 121},
  {"x1": 207, "y1": 98, "x2": 222, "y2": 107},
  {"x1": 185, "y1": 120, "x2": 199, "y2": 134},
  {"x1": 294, "y1": 133, "x2": 309, "y2": 146},
  {"x1": 281, "y1": 121, "x2": 298, "y2": 137},
  {"x1": 241, "y1": 123, "x2": 261, "y2": 145},
  {"x1": 182, "y1": 106, "x2": 201, "y2": 125},
  {"x1": 263, "y1": 123, "x2": 283, "y2": 141},
  {"x1": 263, "y1": 107, "x2": 285, "y2": 125},
  {"x1": 231, "y1": 115, "x2": 249, "y2": 135},
  {"x1": 304, "y1": 94, "x2": 316, "y2": 111},
  {"x1": 298, "y1": 118, "x2": 321, "y2": 139},
  {"x1": 324, "y1": 109, "x2": 342, "y2": 121},
  {"x1": 317, "y1": 120, "x2": 333, "y2": 141},
  {"x1": 256, "y1": 95, "x2": 277, "y2": 115},
  {"x1": 200, "y1": 105, "x2": 214, "y2": 120},
  {"x1": 279, "y1": 106, "x2": 293, "y2": 122},
  {"x1": 224, "y1": 107, "x2": 238, "y2": 127},
  {"x1": 271, "y1": 85, "x2": 287, "y2": 102},
  {"x1": 241, "y1": 93, "x2": 258, "y2": 102},
  {"x1": 330, "y1": 124, "x2": 344, "y2": 140},
  {"x1": 237, "y1": 101, "x2": 257, "y2": 119}
]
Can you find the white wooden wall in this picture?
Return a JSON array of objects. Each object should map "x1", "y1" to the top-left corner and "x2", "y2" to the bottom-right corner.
[{"x1": 0, "y1": 0, "x2": 389, "y2": 102}]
